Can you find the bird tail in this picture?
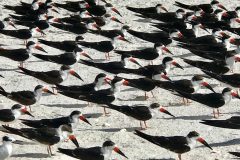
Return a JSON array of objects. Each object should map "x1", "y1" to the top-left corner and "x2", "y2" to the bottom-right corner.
[
  {"x1": 3, "y1": 5, "x2": 15, "y2": 11},
  {"x1": 79, "y1": 59, "x2": 95, "y2": 67},
  {"x1": 18, "y1": 67, "x2": 34, "y2": 76},
  {"x1": 229, "y1": 152, "x2": 240, "y2": 157},
  {"x1": 32, "y1": 53, "x2": 49, "y2": 62},
  {"x1": 134, "y1": 130, "x2": 156, "y2": 143},
  {"x1": 20, "y1": 119, "x2": 42, "y2": 128},
  {"x1": 126, "y1": 6, "x2": 141, "y2": 14},
  {"x1": 58, "y1": 148, "x2": 76, "y2": 158},
  {"x1": 0, "y1": 86, "x2": 8, "y2": 97},
  {"x1": 174, "y1": 1, "x2": 191, "y2": 9},
  {"x1": 182, "y1": 58, "x2": 198, "y2": 68},
  {"x1": 2, "y1": 125, "x2": 23, "y2": 136}
]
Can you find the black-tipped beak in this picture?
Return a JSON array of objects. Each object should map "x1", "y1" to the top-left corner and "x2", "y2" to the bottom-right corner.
[
  {"x1": 51, "y1": 8, "x2": 59, "y2": 13},
  {"x1": 129, "y1": 57, "x2": 142, "y2": 67},
  {"x1": 25, "y1": 110, "x2": 34, "y2": 117},
  {"x1": 104, "y1": 77, "x2": 112, "y2": 85},
  {"x1": 122, "y1": 80, "x2": 129, "y2": 86},
  {"x1": 81, "y1": 52, "x2": 93, "y2": 60},
  {"x1": 118, "y1": 36, "x2": 131, "y2": 43},
  {"x1": 111, "y1": 17, "x2": 123, "y2": 24},
  {"x1": 172, "y1": 61, "x2": 184, "y2": 70},
  {"x1": 35, "y1": 44, "x2": 47, "y2": 53},
  {"x1": 36, "y1": 28, "x2": 46, "y2": 35},
  {"x1": 161, "y1": 74, "x2": 171, "y2": 81},
  {"x1": 69, "y1": 135, "x2": 79, "y2": 147},
  {"x1": 42, "y1": 88, "x2": 55, "y2": 95},
  {"x1": 9, "y1": 21, "x2": 17, "y2": 29},
  {"x1": 200, "y1": 24, "x2": 210, "y2": 33},
  {"x1": 218, "y1": 4, "x2": 227, "y2": 11},
  {"x1": 101, "y1": 0, "x2": 107, "y2": 3},
  {"x1": 162, "y1": 46, "x2": 173, "y2": 55},
  {"x1": 201, "y1": 82, "x2": 215, "y2": 93},
  {"x1": 113, "y1": 146, "x2": 128, "y2": 159},
  {"x1": 80, "y1": 115, "x2": 91, "y2": 125},
  {"x1": 231, "y1": 91, "x2": 240, "y2": 99},
  {"x1": 197, "y1": 137, "x2": 213, "y2": 150},
  {"x1": 69, "y1": 69, "x2": 84, "y2": 81},
  {"x1": 161, "y1": 6, "x2": 168, "y2": 12},
  {"x1": 159, "y1": 107, "x2": 175, "y2": 117},
  {"x1": 0, "y1": 74, "x2": 4, "y2": 78},
  {"x1": 112, "y1": 7, "x2": 122, "y2": 17}
]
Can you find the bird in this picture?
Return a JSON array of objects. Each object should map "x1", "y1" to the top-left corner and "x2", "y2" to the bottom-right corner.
[
  {"x1": 58, "y1": 140, "x2": 128, "y2": 160},
  {"x1": 0, "y1": 136, "x2": 16, "y2": 160},
  {"x1": 0, "y1": 104, "x2": 33, "y2": 125},
  {"x1": 0, "y1": 17, "x2": 16, "y2": 30},
  {"x1": 20, "y1": 110, "x2": 91, "y2": 128},
  {"x1": 174, "y1": 0, "x2": 227, "y2": 13},
  {"x1": 38, "y1": 36, "x2": 84, "y2": 52},
  {"x1": 114, "y1": 43, "x2": 173, "y2": 61},
  {"x1": 77, "y1": 35, "x2": 131, "y2": 60},
  {"x1": 0, "y1": 85, "x2": 54, "y2": 111},
  {"x1": 33, "y1": 47, "x2": 92, "y2": 66},
  {"x1": 201, "y1": 116, "x2": 240, "y2": 129},
  {"x1": 55, "y1": 73, "x2": 111, "y2": 93},
  {"x1": 0, "y1": 41, "x2": 47, "y2": 67},
  {"x1": 156, "y1": 75, "x2": 215, "y2": 104},
  {"x1": 2, "y1": 124, "x2": 79, "y2": 156},
  {"x1": 0, "y1": 26, "x2": 45, "y2": 44},
  {"x1": 104, "y1": 103, "x2": 175, "y2": 129},
  {"x1": 126, "y1": 4, "x2": 168, "y2": 15},
  {"x1": 174, "y1": 87, "x2": 240, "y2": 118},
  {"x1": 17, "y1": 65, "x2": 83, "y2": 86},
  {"x1": 135, "y1": 130, "x2": 213, "y2": 160}
]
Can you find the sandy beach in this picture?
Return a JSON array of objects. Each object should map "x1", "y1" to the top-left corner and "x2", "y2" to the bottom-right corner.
[{"x1": 0, "y1": 0, "x2": 240, "y2": 159}]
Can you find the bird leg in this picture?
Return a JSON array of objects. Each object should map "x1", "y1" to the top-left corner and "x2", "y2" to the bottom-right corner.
[
  {"x1": 107, "y1": 53, "x2": 110, "y2": 60},
  {"x1": 29, "y1": 106, "x2": 32, "y2": 112},
  {"x1": 47, "y1": 147, "x2": 50, "y2": 157},
  {"x1": 217, "y1": 108, "x2": 220, "y2": 117},
  {"x1": 150, "y1": 91, "x2": 155, "y2": 98},
  {"x1": 140, "y1": 121, "x2": 143, "y2": 130},
  {"x1": 103, "y1": 107, "x2": 110, "y2": 116},
  {"x1": 144, "y1": 92, "x2": 149, "y2": 100},
  {"x1": 178, "y1": 154, "x2": 182, "y2": 160},
  {"x1": 144, "y1": 121, "x2": 148, "y2": 129},
  {"x1": 49, "y1": 146, "x2": 53, "y2": 156},
  {"x1": 105, "y1": 53, "x2": 108, "y2": 60},
  {"x1": 213, "y1": 109, "x2": 216, "y2": 118},
  {"x1": 19, "y1": 62, "x2": 24, "y2": 68}
]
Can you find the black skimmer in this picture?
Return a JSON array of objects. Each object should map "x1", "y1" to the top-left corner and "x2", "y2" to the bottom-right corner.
[
  {"x1": 229, "y1": 152, "x2": 240, "y2": 158},
  {"x1": 105, "y1": 103, "x2": 174, "y2": 129},
  {"x1": 174, "y1": 87, "x2": 240, "y2": 118},
  {"x1": 14, "y1": 16, "x2": 61, "y2": 31},
  {"x1": 58, "y1": 140, "x2": 128, "y2": 160},
  {"x1": 17, "y1": 65, "x2": 83, "y2": 85},
  {"x1": 77, "y1": 35, "x2": 131, "y2": 59},
  {"x1": 10, "y1": 12, "x2": 47, "y2": 22},
  {"x1": 127, "y1": 4, "x2": 168, "y2": 15},
  {"x1": 21, "y1": 110, "x2": 91, "y2": 128},
  {"x1": 33, "y1": 47, "x2": 92, "y2": 66},
  {"x1": 0, "y1": 85, "x2": 54, "y2": 110},
  {"x1": 79, "y1": 55, "x2": 141, "y2": 74},
  {"x1": 202, "y1": 70, "x2": 240, "y2": 88},
  {"x1": 183, "y1": 54, "x2": 240, "y2": 74},
  {"x1": 174, "y1": 0, "x2": 227, "y2": 13},
  {"x1": 53, "y1": 1, "x2": 90, "y2": 12},
  {"x1": 50, "y1": 20, "x2": 100, "y2": 35},
  {"x1": 0, "y1": 26, "x2": 45, "y2": 44},
  {"x1": 156, "y1": 75, "x2": 215, "y2": 104},
  {"x1": 38, "y1": 36, "x2": 83, "y2": 52},
  {"x1": 127, "y1": 28, "x2": 183, "y2": 45},
  {"x1": 0, "y1": 17, "x2": 16, "y2": 30},
  {"x1": 0, "y1": 41, "x2": 46, "y2": 67},
  {"x1": 114, "y1": 43, "x2": 173, "y2": 61},
  {"x1": 136, "y1": 9, "x2": 186, "y2": 23},
  {"x1": 2, "y1": 124, "x2": 79, "y2": 156},
  {"x1": 201, "y1": 116, "x2": 240, "y2": 129},
  {"x1": 135, "y1": 130, "x2": 213, "y2": 160},
  {"x1": 117, "y1": 75, "x2": 170, "y2": 100},
  {"x1": 61, "y1": 13, "x2": 122, "y2": 27},
  {"x1": 55, "y1": 73, "x2": 110, "y2": 93},
  {"x1": 88, "y1": 25, "x2": 129, "y2": 40},
  {"x1": 0, "y1": 136, "x2": 16, "y2": 160},
  {"x1": 0, "y1": 104, "x2": 33, "y2": 124}
]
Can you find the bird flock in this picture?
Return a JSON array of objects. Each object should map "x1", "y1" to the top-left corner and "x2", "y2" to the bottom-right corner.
[{"x1": 0, "y1": 0, "x2": 240, "y2": 159}]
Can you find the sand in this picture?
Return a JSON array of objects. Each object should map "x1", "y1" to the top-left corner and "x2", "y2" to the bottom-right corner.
[{"x1": 0, "y1": 0, "x2": 240, "y2": 159}]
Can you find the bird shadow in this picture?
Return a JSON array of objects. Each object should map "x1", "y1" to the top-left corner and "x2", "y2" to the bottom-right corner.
[
  {"x1": 84, "y1": 113, "x2": 103, "y2": 119},
  {"x1": 120, "y1": 96, "x2": 147, "y2": 101},
  {"x1": 0, "y1": 68, "x2": 18, "y2": 71},
  {"x1": 198, "y1": 138, "x2": 240, "y2": 148},
  {"x1": 164, "y1": 115, "x2": 212, "y2": 121},
  {"x1": 122, "y1": 88, "x2": 138, "y2": 92},
  {"x1": 79, "y1": 127, "x2": 140, "y2": 132},
  {"x1": 173, "y1": 53, "x2": 193, "y2": 58},
  {"x1": 43, "y1": 103, "x2": 88, "y2": 108},
  {"x1": 12, "y1": 153, "x2": 49, "y2": 158},
  {"x1": 141, "y1": 159, "x2": 175, "y2": 160}
]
